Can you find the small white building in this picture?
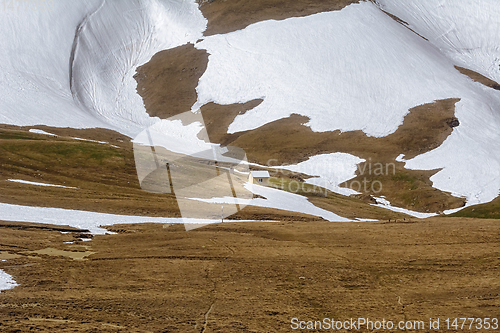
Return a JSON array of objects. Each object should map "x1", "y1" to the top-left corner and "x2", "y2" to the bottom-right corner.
[{"x1": 248, "y1": 170, "x2": 270, "y2": 185}]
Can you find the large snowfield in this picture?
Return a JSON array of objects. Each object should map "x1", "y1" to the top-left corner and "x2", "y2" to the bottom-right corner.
[{"x1": 1, "y1": 0, "x2": 500, "y2": 224}]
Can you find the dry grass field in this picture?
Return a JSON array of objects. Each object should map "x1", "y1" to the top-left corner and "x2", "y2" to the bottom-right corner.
[{"x1": 0, "y1": 217, "x2": 499, "y2": 332}]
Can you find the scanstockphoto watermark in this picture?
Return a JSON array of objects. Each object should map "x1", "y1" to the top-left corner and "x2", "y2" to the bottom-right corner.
[
  {"x1": 133, "y1": 110, "x2": 252, "y2": 230},
  {"x1": 290, "y1": 317, "x2": 499, "y2": 331},
  {"x1": 291, "y1": 318, "x2": 427, "y2": 331},
  {"x1": 267, "y1": 158, "x2": 396, "y2": 195}
]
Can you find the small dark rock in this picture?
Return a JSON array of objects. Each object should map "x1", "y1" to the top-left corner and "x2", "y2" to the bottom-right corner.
[{"x1": 447, "y1": 118, "x2": 460, "y2": 128}]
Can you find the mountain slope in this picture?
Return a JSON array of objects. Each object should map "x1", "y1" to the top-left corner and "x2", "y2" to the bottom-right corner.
[
  {"x1": 137, "y1": 0, "x2": 500, "y2": 214},
  {"x1": 1, "y1": 0, "x2": 499, "y2": 219}
]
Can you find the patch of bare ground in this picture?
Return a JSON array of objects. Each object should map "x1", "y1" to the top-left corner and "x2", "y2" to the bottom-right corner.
[
  {"x1": 202, "y1": 98, "x2": 465, "y2": 213},
  {"x1": 455, "y1": 66, "x2": 500, "y2": 90},
  {"x1": 134, "y1": 44, "x2": 209, "y2": 119},
  {"x1": 197, "y1": 0, "x2": 360, "y2": 36},
  {"x1": 0, "y1": 218, "x2": 498, "y2": 332},
  {"x1": 201, "y1": 100, "x2": 264, "y2": 144}
]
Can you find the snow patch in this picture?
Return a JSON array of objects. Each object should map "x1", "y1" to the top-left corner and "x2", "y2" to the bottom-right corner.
[
  {"x1": 194, "y1": 1, "x2": 500, "y2": 207},
  {"x1": 0, "y1": 270, "x2": 17, "y2": 292},
  {"x1": 192, "y1": 183, "x2": 351, "y2": 222},
  {"x1": 395, "y1": 154, "x2": 406, "y2": 163},
  {"x1": 194, "y1": 2, "x2": 465, "y2": 136},
  {"x1": 72, "y1": 138, "x2": 121, "y2": 149},
  {"x1": 375, "y1": 0, "x2": 500, "y2": 85},
  {"x1": 355, "y1": 218, "x2": 379, "y2": 222},
  {"x1": 0, "y1": 0, "x2": 207, "y2": 137},
  {"x1": 371, "y1": 0, "x2": 500, "y2": 207},
  {"x1": 272, "y1": 153, "x2": 364, "y2": 196},
  {"x1": 373, "y1": 197, "x2": 437, "y2": 218},
  {"x1": 7, "y1": 179, "x2": 77, "y2": 189},
  {"x1": 0, "y1": 203, "x2": 271, "y2": 234},
  {"x1": 132, "y1": 118, "x2": 213, "y2": 156},
  {"x1": 29, "y1": 129, "x2": 57, "y2": 136}
]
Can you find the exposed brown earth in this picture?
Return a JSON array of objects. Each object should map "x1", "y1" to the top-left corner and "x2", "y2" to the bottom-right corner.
[
  {"x1": 0, "y1": 125, "x2": 410, "y2": 221},
  {"x1": 1, "y1": 218, "x2": 498, "y2": 332},
  {"x1": 134, "y1": 44, "x2": 209, "y2": 119},
  {"x1": 208, "y1": 99, "x2": 459, "y2": 163},
  {"x1": 197, "y1": 0, "x2": 360, "y2": 36},
  {"x1": 455, "y1": 66, "x2": 500, "y2": 90}
]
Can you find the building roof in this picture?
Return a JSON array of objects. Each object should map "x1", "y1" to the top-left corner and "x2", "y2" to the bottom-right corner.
[{"x1": 250, "y1": 170, "x2": 270, "y2": 178}]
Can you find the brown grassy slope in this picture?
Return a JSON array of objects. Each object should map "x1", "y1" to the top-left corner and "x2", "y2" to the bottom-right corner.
[
  {"x1": 204, "y1": 98, "x2": 465, "y2": 213},
  {"x1": 1, "y1": 125, "x2": 409, "y2": 221},
  {"x1": 0, "y1": 125, "x2": 180, "y2": 217},
  {"x1": 210, "y1": 99, "x2": 460, "y2": 164},
  {"x1": 451, "y1": 195, "x2": 500, "y2": 219},
  {"x1": 197, "y1": 0, "x2": 360, "y2": 36},
  {"x1": 134, "y1": 44, "x2": 209, "y2": 119},
  {"x1": 201, "y1": 99, "x2": 263, "y2": 141},
  {"x1": 1, "y1": 218, "x2": 498, "y2": 331}
]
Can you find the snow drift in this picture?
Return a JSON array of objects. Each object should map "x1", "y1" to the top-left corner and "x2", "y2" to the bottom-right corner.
[
  {"x1": 0, "y1": 270, "x2": 17, "y2": 293},
  {"x1": 0, "y1": 0, "x2": 206, "y2": 137}
]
